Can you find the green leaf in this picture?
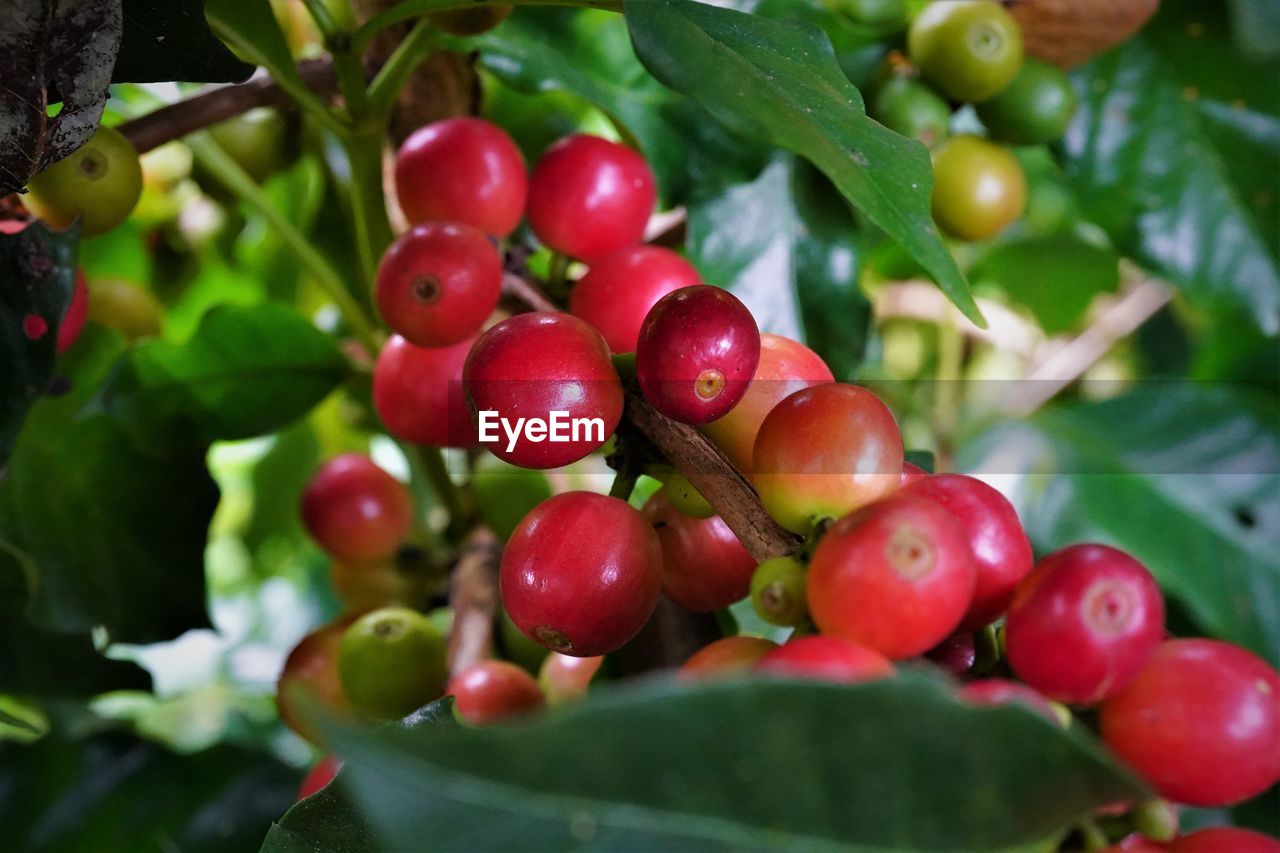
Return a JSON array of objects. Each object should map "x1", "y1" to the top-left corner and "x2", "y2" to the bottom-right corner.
[
  {"x1": 0, "y1": 221, "x2": 78, "y2": 464},
  {"x1": 960, "y1": 383, "x2": 1280, "y2": 664},
  {"x1": 266, "y1": 676, "x2": 1143, "y2": 851},
  {"x1": 971, "y1": 236, "x2": 1120, "y2": 335},
  {"x1": 100, "y1": 304, "x2": 349, "y2": 450},
  {"x1": 114, "y1": 0, "x2": 253, "y2": 84},
  {"x1": 625, "y1": 0, "x2": 982, "y2": 326}
]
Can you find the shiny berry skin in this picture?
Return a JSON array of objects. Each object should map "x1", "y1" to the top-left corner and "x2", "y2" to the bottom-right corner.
[
  {"x1": 872, "y1": 77, "x2": 951, "y2": 147},
  {"x1": 447, "y1": 660, "x2": 545, "y2": 726},
  {"x1": 1006, "y1": 544, "x2": 1165, "y2": 705},
  {"x1": 643, "y1": 489, "x2": 756, "y2": 612},
  {"x1": 932, "y1": 135, "x2": 1027, "y2": 241},
  {"x1": 501, "y1": 492, "x2": 662, "y2": 656},
  {"x1": 753, "y1": 384, "x2": 904, "y2": 534},
  {"x1": 374, "y1": 334, "x2": 478, "y2": 448},
  {"x1": 1168, "y1": 828, "x2": 1280, "y2": 853},
  {"x1": 301, "y1": 455, "x2": 413, "y2": 563},
  {"x1": 568, "y1": 245, "x2": 702, "y2": 353},
  {"x1": 808, "y1": 493, "x2": 976, "y2": 659},
  {"x1": 755, "y1": 636, "x2": 894, "y2": 684},
  {"x1": 701, "y1": 333, "x2": 833, "y2": 473},
  {"x1": 276, "y1": 616, "x2": 357, "y2": 745},
  {"x1": 56, "y1": 269, "x2": 89, "y2": 353},
  {"x1": 749, "y1": 556, "x2": 809, "y2": 628},
  {"x1": 925, "y1": 632, "x2": 976, "y2": 677},
  {"x1": 901, "y1": 474, "x2": 1033, "y2": 630},
  {"x1": 297, "y1": 756, "x2": 342, "y2": 800},
  {"x1": 539, "y1": 652, "x2": 603, "y2": 706},
  {"x1": 907, "y1": 0, "x2": 1023, "y2": 103},
  {"x1": 677, "y1": 636, "x2": 778, "y2": 681},
  {"x1": 959, "y1": 679, "x2": 1060, "y2": 725},
  {"x1": 976, "y1": 58, "x2": 1077, "y2": 146},
  {"x1": 339, "y1": 607, "x2": 448, "y2": 720},
  {"x1": 24, "y1": 125, "x2": 143, "y2": 236},
  {"x1": 394, "y1": 117, "x2": 527, "y2": 236},
  {"x1": 1101, "y1": 639, "x2": 1280, "y2": 807},
  {"x1": 526, "y1": 135, "x2": 656, "y2": 260},
  {"x1": 374, "y1": 223, "x2": 502, "y2": 348},
  {"x1": 636, "y1": 286, "x2": 760, "y2": 425},
  {"x1": 900, "y1": 461, "x2": 929, "y2": 487},
  {"x1": 464, "y1": 312, "x2": 623, "y2": 468}
]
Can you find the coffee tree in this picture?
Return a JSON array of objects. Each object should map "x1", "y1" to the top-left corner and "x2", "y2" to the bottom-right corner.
[{"x1": 1, "y1": 1, "x2": 1276, "y2": 851}]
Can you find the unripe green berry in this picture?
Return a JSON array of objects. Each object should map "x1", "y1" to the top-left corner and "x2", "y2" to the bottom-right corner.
[
  {"x1": 661, "y1": 474, "x2": 715, "y2": 519},
  {"x1": 338, "y1": 607, "x2": 447, "y2": 720},
  {"x1": 750, "y1": 556, "x2": 809, "y2": 627}
]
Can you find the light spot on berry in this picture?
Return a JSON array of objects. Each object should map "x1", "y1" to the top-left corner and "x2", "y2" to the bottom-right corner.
[
  {"x1": 1082, "y1": 580, "x2": 1136, "y2": 635},
  {"x1": 886, "y1": 525, "x2": 935, "y2": 580},
  {"x1": 22, "y1": 314, "x2": 48, "y2": 340},
  {"x1": 694, "y1": 368, "x2": 725, "y2": 401}
]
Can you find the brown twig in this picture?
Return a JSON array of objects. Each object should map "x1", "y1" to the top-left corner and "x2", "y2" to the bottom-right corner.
[
  {"x1": 445, "y1": 527, "x2": 502, "y2": 676},
  {"x1": 500, "y1": 272, "x2": 558, "y2": 313}
]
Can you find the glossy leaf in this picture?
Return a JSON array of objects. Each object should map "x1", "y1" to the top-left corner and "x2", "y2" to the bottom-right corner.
[
  {"x1": 265, "y1": 675, "x2": 1143, "y2": 851},
  {"x1": 625, "y1": 0, "x2": 982, "y2": 326},
  {"x1": 114, "y1": 0, "x2": 253, "y2": 84}
]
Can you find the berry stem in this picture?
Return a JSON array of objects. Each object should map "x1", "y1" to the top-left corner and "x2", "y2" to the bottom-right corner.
[
  {"x1": 545, "y1": 252, "x2": 571, "y2": 302},
  {"x1": 413, "y1": 444, "x2": 473, "y2": 539},
  {"x1": 367, "y1": 18, "x2": 440, "y2": 116},
  {"x1": 446, "y1": 527, "x2": 502, "y2": 676}
]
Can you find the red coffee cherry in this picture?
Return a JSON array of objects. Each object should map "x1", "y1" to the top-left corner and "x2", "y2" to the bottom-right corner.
[
  {"x1": 677, "y1": 636, "x2": 778, "y2": 681},
  {"x1": 394, "y1": 117, "x2": 527, "y2": 236},
  {"x1": 1101, "y1": 639, "x2": 1280, "y2": 807},
  {"x1": 900, "y1": 461, "x2": 929, "y2": 486},
  {"x1": 446, "y1": 660, "x2": 546, "y2": 726},
  {"x1": 276, "y1": 616, "x2": 357, "y2": 745},
  {"x1": 568, "y1": 245, "x2": 701, "y2": 353},
  {"x1": 374, "y1": 223, "x2": 502, "y2": 348},
  {"x1": 755, "y1": 635, "x2": 895, "y2": 684},
  {"x1": 901, "y1": 474, "x2": 1033, "y2": 630},
  {"x1": 297, "y1": 755, "x2": 342, "y2": 800},
  {"x1": 57, "y1": 269, "x2": 89, "y2": 353},
  {"x1": 526, "y1": 134, "x2": 656, "y2": 260},
  {"x1": 1006, "y1": 544, "x2": 1164, "y2": 705},
  {"x1": 959, "y1": 678, "x2": 1060, "y2": 725},
  {"x1": 642, "y1": 489, "x2": 756, "y2": 612},
  {"x1": 373, "y1": 334, "x2": 478, "y2": 448},
  {"x1": 701, "y1": 333, "x2": 833, "y2": 473},
  {"x1": 464, "y1": 312, "x2": 623, "y2": 469},
  {"x1": 754, "y1": 384, "x2": 904, "y2": 533},
  {"x1": 300, "y1": 455, "x2": 413, "y2": 563},
  {"x1": 808, "y1": 493, "x2": 976, "y2": 659},
  {"x1": 925, "y1": 631, "x2": 976, "y2": 677},
  {"x1": 539, "y1": 652, "x2": 604, "y2": 706},
  {"x1": 501, "y1": 492, "x2": 662, "y2": 656},
  {"x1": 1168, "y1": 828, "x2": 1280, "y2": 853},
  {"x1": 637, "y1": 285, "x2": 761, "y2": 425}
]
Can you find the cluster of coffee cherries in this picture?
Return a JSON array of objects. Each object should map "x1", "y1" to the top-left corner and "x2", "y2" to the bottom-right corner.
[{"x1": 871, "y1": 0, "x2": 1077, "y2": 242}]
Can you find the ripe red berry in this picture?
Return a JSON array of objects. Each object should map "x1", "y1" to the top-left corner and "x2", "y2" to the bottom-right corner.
[
  {"x1": 808, "y1": 493, "x2": 976, "y2": 659},
  {"x1": 374, "y1": 223, "x2": 502, "y2": 348},
  {"x1": 374, "y1": 334, "x2": 478, "y2": 448},
  {"x1": 276, "y1": 616, "x2": 357, "y2": 745},
  {"x1": 636, "y1": 286, "x2": 760, "y2": 425},
  {"x1": 1006, "y1": 544, "x2": 1164, "y2": 705},
  {"x1": 526, "y1": 135, "x2": 656, "y2": 260},
  {"x1": 901, "y1": 474, "x2": 1033, "y2": 630},
  {"x1": 447, "y1": 660, "x2": 546, "y2": 725},
  {"x1": 394, "y1": 117, "x2": 527, "y2": 236},
  {"x1": 1168, "y1": 828, "x2": 1280, "y2": 853},
  {"x1": 755, "y1": 636, "x2": 895, "y2": 684},
  {"x1": 642, "y1": 489, "x2": 756, "y2": 612},
  {"x1": 753, "y1": 384, "x2": 904, "y2": 533},
  {"x1": 900, "y1": 461, "x2": 929, "y2": 486},
  {"x1": 464, "y1": 312, "x2": 623, "y2": 468},
  {"x1": 539, "y1": 652, "x2": 603, "y2": 706},
  {"x1": 297, "y1": 756, "x2": 342, "y2": 799},
  {"x1": 1101, "y1": 639, "x2": 1280, "y2": 807},
  {"x1": 300, "y1": 455, "x2": 413, "y2": 563},
  {"x1": 57, "y1": 269, "x2": 88, "y2": 353},
  {"x1": 959, "y1": 679, "x2": 1060, "y2": 725},
  {"x1": 677, "y1": 636, "x2": 778, "y2": 681},
  {"x1": 501, "y1": 492, "x2": 662, "y2": 656},
  {"x1": 568, "y1": 245, "x2": 701, "y2": 353},
  {"x1": 925, "y1": 632, "x2": 976, "y2": 677},
  {"x1": 700, "y1": 333, "x2": 834, "y2": 473}
]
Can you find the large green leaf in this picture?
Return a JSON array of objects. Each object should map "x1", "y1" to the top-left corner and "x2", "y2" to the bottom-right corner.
[
  {"x1": 970, "y1": 236, "x2": 1120, "y2": 335},
  {"x1": 961, "y1": 383, "x2": 1280, "y2": 663},
  {"x1": 625, "y1": 0, "x2": 981, "y2": 326},
  {"x1": 100, "y1": 304, "x2": 349, "y2": 451},
  {"x1": 264, "y1": 676, "x2": 1143, "y2": 851}
]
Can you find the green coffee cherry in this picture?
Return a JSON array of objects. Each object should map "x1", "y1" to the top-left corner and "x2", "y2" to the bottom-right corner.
[
  {"x1": 338, "y1": 607, "x2": 447, "y2": 719},
  {"x1": 750, "y1": 556, "x2": 809, "y2": 627},
  {"x1": 976, "y1": 59, "x2": 1077, "y2": 146},
  {"x1": 872, "y1": 77, "x2": 952, "y2": 148},
  {"x1": 472, "y1": 458, "x2": 553, "y2": 541},
  {"x1": 661, "y1": 474, "x2": 715, "y2": 519}
]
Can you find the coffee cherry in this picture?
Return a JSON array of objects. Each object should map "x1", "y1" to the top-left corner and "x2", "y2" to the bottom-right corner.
[
  {"x1": 301, "y1": 455, "x2": 414, "y2": 563},
  {"x1": 374, "y1": 223, "x2": 502, "y2": 348},
  {"x1": 447, "y1": 660, "x2": 545, "y2": 726},
  {"x1": 750, "y1": 556, "x2": 809, "y2": 628},
  {"x1": 872, "y1": 77, "x2": 951, "y2": 147},
  {"x1": 338, "y1": 606, "x2": 448, "y2": 719},
  {"x1": 394, "y1": 117, "x2": 527, "y2": 236},
  {"x1": 539, "y1": 652, "x2": 603, "y2": 706},
  {"x1": 24, "y1": 125, "x2": 143, "y2": 236},
  {"x1": 643, "y1": 489, "x2": 755, "y2": 612},
  {"x1": 808, "y1": 493, "x2": 976, "y2": 659},
  {"x1": 329, "y1": 555, "x2": 424, "y2": 613},
  {"x1": 636, "y1": 286, "x2": 761, "y2": 425},
  {"x1": 1006, "y1": 544, "x2": 1164, "y2": 705},
  {"x1": 901, "y1": 474, "x2": 1033, "y2": 630},
  {"x1": 659, "y1": 471, "x2": 715, "y2": 519},
  {"x1": 931, "y1": 135, "x2": 1027, "y2": 241},
  {"x1": 900, "y1": 461, "x2": 929, "y2": 486},
  {"x1": 501, "y1": 492, "x2": 662, "y2": 656},
  {"x1": 907, "y1": 0, "x2": 1023, "y2": 103},
  {"x1": 297, "y1": 756, "x2": 342, "y2": 800},
  {"x1": 677, "y1": 636, "x2": 778, "y2": 681},
  {"x1": 701, "y1": 333, "x2": 834, "y2": 473},
  {"x1": 1101, "y1": 639, "x2": 1280, "y2": 807},
  {"x1": 208, "y1": 108, "x2": 290, "y2": 184},
  {"x1": 374, "y1": 334, "x2": 478, "y2": 448},
  {"x1": 277, "y1": 617, "x2": 357, "y2": 744},
  {"x1": 959, "y1": 679, "x2": 1061, "y2": 725},
  {"x1": 569, "y1": 245, "x2": 702, "y2": 353},
  {"x1": 1168, "y1": 828, "x2": 1280, "y2": 853},
  {"x1": 429, "y1": 4, "x2": 512, "y2": 36},
  {"x1": 976, "y1": 58, "x2": 1077, "y2": 146},
  {"x1": 464, "y1": 312, "x2": 624, "y2": 469},
  {"x1": 527, "y1": 135, "x2": 656, "y2": 260},
  {"x1": 87, "y1": 278, "x2": 162, "y2": 340},
  {"x1": 1103, "y1": 836, "x2": 1165, "y2": 853},
  {"x1": 56, "y1": 269, "x2": 89, "y2": 353},
  {"x1": 755, "y1": 636, "x2": 895, "y2": 684},
  {"x1": 925, "y1": 631, "x2": 976, "y2": 677},
  {"x1": 754, "y1": 384, "x2": 904, "y2": 534}
]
